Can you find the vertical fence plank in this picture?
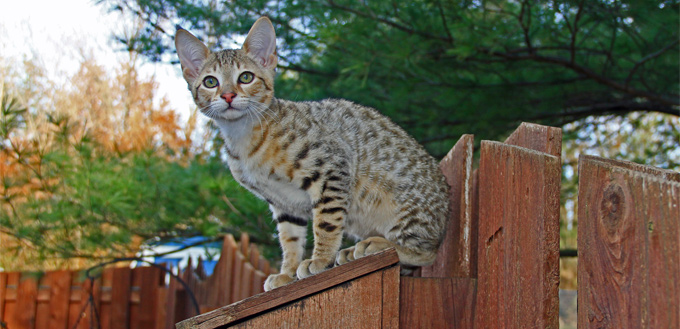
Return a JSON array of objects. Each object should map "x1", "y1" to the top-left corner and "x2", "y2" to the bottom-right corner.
[
  {"x1": 239, "y1": 233, "x2": 250, "y2": 259},
  {"x1": 504, "y1": 122, "x2": 562, "y2": 157},
  {"x1": 180, "y1": 258, "x2": 196, "y2": 319},
  {"x1": 35, "y1": 274, "x2": 49, "y2": 329},
  {"x1": 475, "y1": 140, "x2": 561, "y2": 329},
  {"x1": 0, "y1": 272, "x2": 7, "y2": 324},
  {"x1": 249, "y1": 245, "x2": 260, "y2": 270},
  {"x1": 99, "y1": 268, "x2": 113, "y2": 329},
  {"x1": 16, "y1": 273, "x2": 39, "y2": 329},
  {"x1": 230, "y1": 252, "x2": 244, "y2": 304},
  {"x1": 135, "y1": 267, "x2": 161, "y2": 329},
  {"x1": 109, "y1": 267, "x2": 131, "y2": 329},
  {"x1": 421, "y1": 134, "x2": 475, "y2": 278},
  {"x1": 219, "y1": 235, "x2": 237, "y2": 306},
  {"x1": 48, "y1": 270, "x2": 72, "y2": 329},
  {"x1": 4, "y1": 273, "x2": 20, "y2": 328},
  {"x1": 240, "y1": 263, "x2": 254, "y2": 301},
  {"x1": 578, "y1": 155, "x2": 680, "y2": 328},
  {"x1": 400, "y1": 277, "x2": 476, "y2": 329},
  {"x1": 163, "y1": 267, "x2": 179, "y2": 329},
  {"x1": 155, "y1": 287, "x2": 167, "y2": 329},
  {"x1": 251, "y1": 270, "x2": 266, "y2": 296},
  {"x1": 77, "y1": 274, "x2": 102, "y2": 329},
  {"x1": 381, "y1": 265, "x2": 400, "y2": 329}
]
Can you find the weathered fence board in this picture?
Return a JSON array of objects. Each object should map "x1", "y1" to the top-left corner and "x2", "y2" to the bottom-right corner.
[
  {"x1": 110, "y1": 267, "x2": 132, "y2": 329},
  {"x1": 578, "y1": 155, "x2": 680, "y2": 328},
  {"x1": 227, "y1": 267, "x2": 397, "y2": 329},
  {"x1": 16, "y1": 274, "x2": 38, "y2": 329},
  {"x1": 475, "y1": 139, "x2": 561, "y2": 329},
  {"x1": 421, "y1": 134, "x2": 476, "y2": 278},
  {"x1": 400, "y1": 277, "x2": 476, "y2": 328},
  {"x1": 504, "y1": 122, "x2": 562, "y2": 157},
  {"x1": 176, "y1": 248, "x2": 400, "y2": 329}
]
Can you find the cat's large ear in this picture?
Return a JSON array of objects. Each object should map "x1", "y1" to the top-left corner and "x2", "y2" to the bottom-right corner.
[
  {"x1": 243, "y1": 17, "x2": 277, "y2": 70},
  {"x1": 175, "y1": 27, "x2": 210, "y2": 85}
]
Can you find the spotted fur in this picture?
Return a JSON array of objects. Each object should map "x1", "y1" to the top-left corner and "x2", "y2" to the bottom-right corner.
[{"x1": 176, "y1": 17, "x2": 450, "y2": 291}]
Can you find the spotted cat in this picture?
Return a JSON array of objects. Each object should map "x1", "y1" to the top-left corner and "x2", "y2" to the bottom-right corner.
[{"x1": 175, "y1": 17, "x2": 450, "y2": 291}]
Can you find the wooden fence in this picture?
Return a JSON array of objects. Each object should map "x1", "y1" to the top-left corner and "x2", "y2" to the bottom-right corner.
[
  {"x1": 0, "y1": 233, "x2": 272, "y2": 329},
  {"x1": 178, "y1": 122, "x2": 679, "y2": 329},
  {"x1": 2, "y1": 121, "x2": 679, "y2": 328}
]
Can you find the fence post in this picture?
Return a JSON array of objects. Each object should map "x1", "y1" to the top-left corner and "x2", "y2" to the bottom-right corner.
[
  {"x1": 474, "y1": 122, "x2": 562, "y2": 329},
  {"x1": 577, "y1": 155, "x2": 680, "y2": 328},
  {"x1": 421, "y1": 134, "x2": 475, "y2": 278},
  {"x1": 0, "y1": 272, "x2": 6, "y2": 324}
]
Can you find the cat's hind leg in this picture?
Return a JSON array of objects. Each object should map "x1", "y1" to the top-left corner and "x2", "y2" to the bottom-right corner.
[
  {"x1": 264, "y1": 213, "x2": 308, "y2": 291},
  {"x1": 336, "y1": 236, "x2": 437, "y2": 269}
]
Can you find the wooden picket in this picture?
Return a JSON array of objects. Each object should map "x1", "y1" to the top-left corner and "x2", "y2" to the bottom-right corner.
[
  {"x1": 0, "y1": 233, "x2": 270, "y2": 329},
  {"x1": 577, "y1": 155, "x2": 680, "y2": 328},
  {"x1": 421, "y1": 134, "x2": 476, "y2": 278},
  {"x1": 474, "y1": 124, "x2": 562, "y2": 328}
]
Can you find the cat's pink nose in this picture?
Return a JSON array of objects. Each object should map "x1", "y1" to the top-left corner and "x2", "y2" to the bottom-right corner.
[{"x1": 221, "y1": 92, "x2": 236, "y2": 103}]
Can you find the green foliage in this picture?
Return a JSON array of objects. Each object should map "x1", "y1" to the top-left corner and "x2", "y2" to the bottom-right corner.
[
  {"x1": 0, "y1": 55, "x2": 276, "y2": 270},
  {"x1": 0, "y1": 105, "x2": 275, "y2": 269},
  {"x1": 100, "y1": 0, "x2": 678, "y2": 156}
]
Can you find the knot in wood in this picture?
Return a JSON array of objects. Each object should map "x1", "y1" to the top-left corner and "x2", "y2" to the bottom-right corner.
[{"x1": 600, "y1": 183, "x2": 625, "y2": 234}]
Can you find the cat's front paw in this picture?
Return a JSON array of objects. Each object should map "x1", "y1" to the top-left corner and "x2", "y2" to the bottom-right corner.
[
  {"x1": 264, "y1": 273, "x2": 296, "y2": 291},
  {"x1": 336, "y1": 246, "x2": 356, "y2": 265},
  {"x1": 353, "y1": 236, "x2": 394, "y2": 259},
  {"x1": 296, "y1": 258, "x2": 333, "y2": 279}
]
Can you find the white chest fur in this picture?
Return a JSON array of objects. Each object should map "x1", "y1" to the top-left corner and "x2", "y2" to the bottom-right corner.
[{"x1": 226, "y1": 155, "x2": 313, "y2": 216}]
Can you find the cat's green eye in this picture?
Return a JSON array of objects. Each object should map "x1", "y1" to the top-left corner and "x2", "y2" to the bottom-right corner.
[
  {"x1": 238, "y1": 72, "x2": 254, "y2": 84},
  {"x1": 203, "y1": 76, "x2": 219, "y2": 88}
]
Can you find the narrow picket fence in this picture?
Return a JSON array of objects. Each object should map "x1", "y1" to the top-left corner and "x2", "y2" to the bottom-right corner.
[{"x1": 0, "y1": 233, "x2": 272, "y2": 329}]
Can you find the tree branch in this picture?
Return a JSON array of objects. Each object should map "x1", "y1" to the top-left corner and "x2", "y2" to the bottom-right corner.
[
  {"x1": 277, "y1": 63, "x2": 337, "y2": 77},
  {"x1": 326, "y1": 0, "x2": 453, "y2": 43},
  {"x1": 625, "y1": 39, "x2": 680, "y2": 87},
  {"x1": 527, "y1": 101, "x2": 679, "y2": 121},
  {"x1": 484, "y1": 50, "x2": 680, "y2": 106},
  {"x1": 436, "y1": 0, "x2": 454, "y2": 43}
]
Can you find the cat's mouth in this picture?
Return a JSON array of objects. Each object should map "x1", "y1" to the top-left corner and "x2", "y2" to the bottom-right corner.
[{"x1": 202, "y1": 102, "x2": 247, "y2": 121}]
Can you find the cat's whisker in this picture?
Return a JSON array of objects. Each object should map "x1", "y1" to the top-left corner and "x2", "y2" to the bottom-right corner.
[{"x1": 249, "y1": 100, "x2": 280, "y2": 125}]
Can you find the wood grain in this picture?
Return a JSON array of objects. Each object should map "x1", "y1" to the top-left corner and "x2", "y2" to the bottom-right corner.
[
  {"x1": 110, "y1": 267, "x2": 132, "y2": 329},
  {"x1": 48, "y1": 270, "x2": 71, "y2": 329},
  {"x1": 400, "y1": 277, "x2": 476, "y2": 328},
  {"x1": 0, "y1": 272, "x2": 7, "y2": 323},
  {"x1": 16, "y1": 273, "x2": 39, "y2": 329},
  {"x1": 474, "y1": 140, "x2": 561, "y2": 329},
  {"x1": 504, "y1": 122, "x2": 562, "y2": 157},
  {"x1": 230, "y1": 269, "x2": 392, "y2": 329},
  {"x1": 421, "y1": 134, "x2": 476, "y2": 278},
  {"x1": 176, "y1": 248, "x2": 400, "y2": 329},
  {"x1": 577, "y1": 155, "x2": 680, "y2": 328},
  {"x1": 381, "y1": 266, "x2": 400, "y2": 329},
  {"x1": 137, "y1": 267, "x2": 162, "y2": 329}
]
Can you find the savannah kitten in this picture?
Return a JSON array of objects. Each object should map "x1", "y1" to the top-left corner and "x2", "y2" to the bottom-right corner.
[{"x1": 175, "y1": 17, "x2": 450, "y2": 291}]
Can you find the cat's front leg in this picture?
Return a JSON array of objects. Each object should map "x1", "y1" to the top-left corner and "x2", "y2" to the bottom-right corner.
[
  {"x1": 296, "y1": 172, "x2": 350, "y2": 279},
  {"x1": 264, "y1": 212, "x2": 308, "y2": 291}
]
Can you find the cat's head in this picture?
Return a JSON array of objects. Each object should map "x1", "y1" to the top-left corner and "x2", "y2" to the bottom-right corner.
[{"x1": 175, "y1": 17, "x2": 277, "y2": 122}]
